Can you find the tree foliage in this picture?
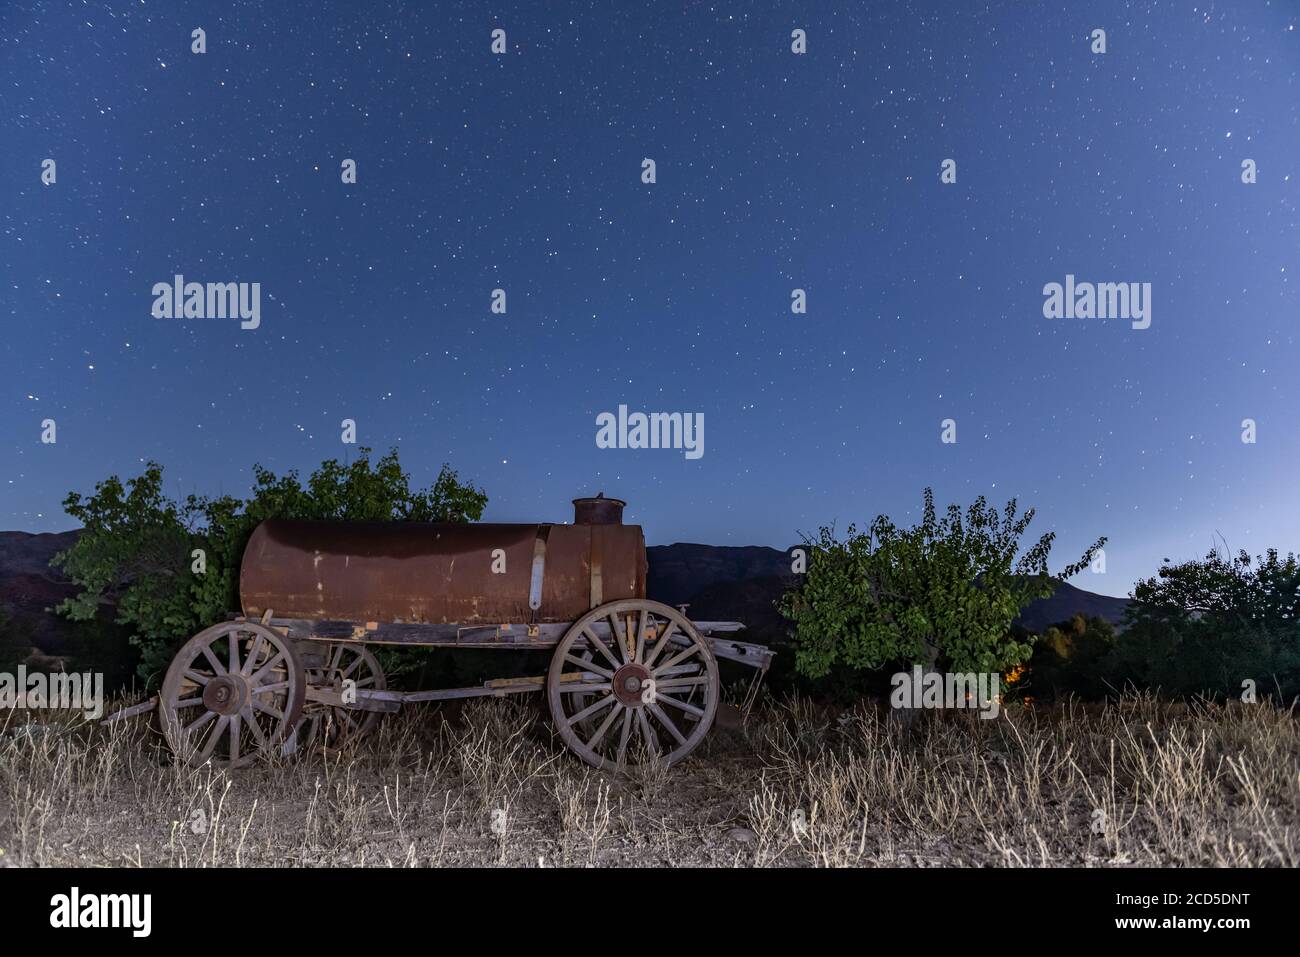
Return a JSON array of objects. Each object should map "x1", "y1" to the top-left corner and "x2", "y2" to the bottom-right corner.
[
  {"x1": 53, "y1": 449, "x2": 487, "y2": 685},
  {"x1": 780, "y1": 489, "x2": 1105, "y2": 680},
  {"x1": 1111, "y1": 546, "x2": 1300, "y2": 700}
]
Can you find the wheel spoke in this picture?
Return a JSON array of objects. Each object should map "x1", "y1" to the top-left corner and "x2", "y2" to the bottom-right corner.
[
  {"x1": 655, "y1": 643, "x2": 701, "y2": 674},
  {"x1": 655, "y1": 676, "x2": 710, "y2": 691},
  {"x1": 301, "y1": 714, "x2": 321, "y2": 748},
  {"x1": 586, "y1": 702, "x2": 624, "y2": 750},
  {"x1": 644, "y1": 621, "x2": 678, "y2": 668},
  {"x1": 564, "y1": 654, "x2": 612, "y2": 678},
  {"x1": 183, "y1": 709, "x2": 217, "y2": 736},
  {"x1": 607, "y1": 614, "x2": 631, "y2": 664},
  {"x1": 174, "y1": 696, "x2": 204, "y2": 709},
  {"x1": 242, "y1": 706, "x2": 269, "y2": 749},
  {"x1": 228, "y1": 713, "x2": 241, "y2": 763},
  {"x1": 636, "y1": 709, "x2": 661, "y2": 755},
  {"x1": 656, "y1": 693, "x2": 705, "y2": 718},
  {"x1": 228, "y1": 632, "x2": 242, "y2": 674},
  {"x1": 200, "y1": 644, "x2": 228, "y2": 676},
  {"x1": 197, "y1": 715, "x2": 229, "y2": 762},
  {"x1": 615, "y1": 709, "x2": 634, "y2": 765},
  {"x1": 634, "y1": 608, "x2": 649, "y2": 663},
  {"x1": 570, "y1": 693, "x2": 616, "y2": 726},
  {"x1": 183, "y1": 669, "x2": 212, "y2": 686},
  {"x1": 581, "y1": 626, "x2": 622, "y2": 670},
  {"x1": 242, "y1": 633, "x2": 265, "y2": 675},
  {"x1": 248, "y1": 651, "x2": 285, "y2": 686},
  {"x1": 251, "y1": 698, "x2": 284, "y2": 721},
  {"x1": 647, "y1": 702, "x2": 688, "y2": 746},
  {"x1": 655, "y1": 663, "x2": 702, "y2": 678}
]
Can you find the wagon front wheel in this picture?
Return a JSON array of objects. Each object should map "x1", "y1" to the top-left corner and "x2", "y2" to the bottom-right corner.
[
  {"x1": 159, "y1": 621, "x2": 306, "y2": 768},
  {"x1": 547, "y1": 599, "x2": 719, "y2": 771}
]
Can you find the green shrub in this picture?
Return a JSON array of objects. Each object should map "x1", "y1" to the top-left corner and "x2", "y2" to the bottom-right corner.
[{"x1": 780, "y1": 489, "x2": 1104, "y2": 680}]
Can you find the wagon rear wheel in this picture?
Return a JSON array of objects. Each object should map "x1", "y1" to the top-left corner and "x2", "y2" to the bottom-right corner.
[
  {"x1": 159, "y1": 621, "x2": 306, "y2": 769},
  {"x1": 296, "y1": 643, "x2": 386, "y2": 752},
  {"x1": 547, "y1": 599, "x2": 719, "y2": 771}
]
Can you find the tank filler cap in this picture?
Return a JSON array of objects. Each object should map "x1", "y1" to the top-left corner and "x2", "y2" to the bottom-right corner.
[{"x1": 573, "y1": 492, "x2": 626, "y2": 525}]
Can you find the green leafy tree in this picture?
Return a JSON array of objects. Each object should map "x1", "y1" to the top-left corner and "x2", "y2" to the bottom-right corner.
[
  {"x1": 53, "y1": 449, "x2": 487, "y2": 685},
  {"x1": 780, "y1": 489, "x2": 1105, "y2": 680},
  {"x1": 1111, "y1": 547, "x2": 1300, "y2": 700},
  {"x1": 54, "y1": 466, "x2": 197, "y2": 682}
]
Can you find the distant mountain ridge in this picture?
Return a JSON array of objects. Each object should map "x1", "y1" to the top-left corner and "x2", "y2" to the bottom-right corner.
[
  {"x1": 0, "y1": 530, "x2": 84, "y2": 654},
  {"x1": 646, "y1": 542, "x2": 793, "y2": 608}
]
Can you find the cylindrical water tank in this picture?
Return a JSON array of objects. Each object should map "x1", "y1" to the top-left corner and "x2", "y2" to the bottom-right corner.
[{"x1": 239, "y1": 505, "x2": 646, "y2": 625}]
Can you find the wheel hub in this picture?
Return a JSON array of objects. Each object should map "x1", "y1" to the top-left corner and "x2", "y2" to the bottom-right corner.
[
  {"x1": 202, "y1": 674, "x2": 250, "y2": 716},
  {"x1": 612, "y1": 663, "x2": 653, "y2": 707}
]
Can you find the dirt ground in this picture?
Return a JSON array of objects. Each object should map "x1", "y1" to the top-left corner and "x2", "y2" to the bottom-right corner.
[{"x1": 1, "y1": 691, "x2": 1296, "y2": 867}]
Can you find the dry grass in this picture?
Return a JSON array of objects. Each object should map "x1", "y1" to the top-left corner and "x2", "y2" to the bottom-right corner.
[{"x1": 0, "y1": 691, "x2": 1296, "y2": 867}]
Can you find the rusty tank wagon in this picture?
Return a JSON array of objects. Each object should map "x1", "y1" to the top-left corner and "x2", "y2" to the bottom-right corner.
[{"x1": 148, "y1": 495, "x2": 774, "y2": 771}]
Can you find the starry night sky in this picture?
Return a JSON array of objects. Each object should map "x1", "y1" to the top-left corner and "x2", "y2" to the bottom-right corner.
[{"x1": 2, "y1": 1, "x2": 1298, "y2": 598}]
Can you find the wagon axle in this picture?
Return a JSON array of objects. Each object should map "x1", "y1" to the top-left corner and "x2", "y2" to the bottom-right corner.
[
  {"x1": 613, "y1": 664, "x2": 653, "y2": 706},
  {"x1": 202, "y1": 674, "x2": 249, "y2": 716}
]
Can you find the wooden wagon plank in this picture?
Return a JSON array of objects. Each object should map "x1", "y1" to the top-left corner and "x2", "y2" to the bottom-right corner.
[
  {"x1": 303, "y1": 686, "x2": 402, "y2": 713},
  {"x1": 707, "y1": 637, "x2": 777, "y2": 671},
  {"x1": 100, "y1": 696, "x2": 158, "y2": 724},
  {"x1": 269, "y1": 617, "x2": 571, "y2": 647},
  {"x1": 266, "y1": 615, "x2": 749, "y2": 643}
]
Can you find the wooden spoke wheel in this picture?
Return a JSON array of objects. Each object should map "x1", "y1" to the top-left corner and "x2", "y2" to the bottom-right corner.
[
  {"x1": 296, "y1": 642, "x2": 386, "y2": 752},
  {"x1": 159, "y1": 621, "x2": 306, "y2": 769},
  {"x1": 548, "y1": 599, "x2": 719, "y2": 771}
]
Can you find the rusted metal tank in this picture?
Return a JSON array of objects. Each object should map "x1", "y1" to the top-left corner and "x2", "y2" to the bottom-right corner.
[{"x1": 239, "y1": 497, "x2": 646, "y2": 625}]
